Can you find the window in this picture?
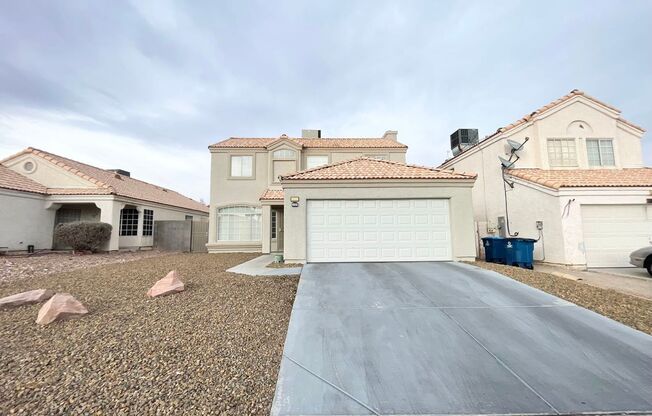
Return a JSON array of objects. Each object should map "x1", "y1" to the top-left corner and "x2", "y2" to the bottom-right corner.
[
  {"x1": 586, "y1": 139, "x2": 615, "y2": 167},
  {"x1": 143, "y1": 209, "x2": 154, "y2": 236},
  {"x1": 185, "y1": 215, "x2": 193, "y2": 220},
  {"x1": 230, "y1": 155, "x2": 253, "y2": 177},
  {"x1": 120, "y1": 208, "x2": 139, "y2": 236},
  {"x1": 271, "y1": 211, "x2": 277, "y2": 239},
  {"x1": 365, "y1": 154, "x2": 388, "y2": 160},
  {"x1": 273, "y1": 149, "x2": 296, "y2": 159},
  {"x1": 306, "y1": 155, "x2": 329, "y2": 169},
  {"x1": 217, "y1": 206, "x2": 261, "y2": 241},
  {"x1": 56, "y1": 208, "x2": 81, "y2": 224},
  {"x1": 547, "y1": 138, "x2": 577, "y2": 167}
]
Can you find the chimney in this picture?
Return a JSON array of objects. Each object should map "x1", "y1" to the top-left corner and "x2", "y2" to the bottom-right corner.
[
  {"x1": 301, "y1": 129, "x2": 321, "y2": 138},
  {"x1": 382, "y1": 130, "x2": 398, "y2": 141},
  {"x1": 108, "y1": 169, "x2": 130, "y2": 177}
]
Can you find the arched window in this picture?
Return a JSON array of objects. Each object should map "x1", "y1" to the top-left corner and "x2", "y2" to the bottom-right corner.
[
  {"x1": 273, "y1": 149, "x2": 296, "y2": 159},
  {"x1": 217, "y1": 205, "x2": 261, "y2": 241}
]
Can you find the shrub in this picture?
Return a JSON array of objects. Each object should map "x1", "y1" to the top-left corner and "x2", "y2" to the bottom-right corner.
[{"x1": 54, "y1": 222, "x2": 113, "y2": 252}]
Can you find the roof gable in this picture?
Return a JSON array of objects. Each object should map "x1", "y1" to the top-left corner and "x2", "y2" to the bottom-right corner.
[
  {"x1": 281, "y1": 157, "x2": 476, "y2": 181},
  {"x1": 2, "y1": 148, "x2": 208, "y2": 213}
]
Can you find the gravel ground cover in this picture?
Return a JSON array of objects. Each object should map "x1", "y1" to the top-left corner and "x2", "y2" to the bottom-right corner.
[
  {"x1": 0, "y1": 253, "x2": 298, "y2": 415},
  {"x1": 1, "y1": 250, "x2": 174, "y2": 283},
  {"x1": 470, "y1": 261, "x2": 652, "y2": 335}
]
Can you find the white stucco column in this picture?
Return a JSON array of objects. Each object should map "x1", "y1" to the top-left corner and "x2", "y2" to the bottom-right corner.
[
  {"x1": 96, "y1": 200, "x2": 123, "y2": 251},
  {"x1": 261, "y1": 205, "x2": 271, "y2": 254},
  {"x1": 559, "y1": 197, "x2": 586, "y2": 267}
]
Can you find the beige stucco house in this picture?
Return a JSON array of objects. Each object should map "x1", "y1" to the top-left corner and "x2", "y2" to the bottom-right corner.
[
  {"x1": 0, "y1": 148, "x2": 208, "y2": 252},
  {"x1": 208, "y1": 130, "x2": 477, "y2": 263},
  {"x1": 439, "y1": 90, "x2": 652, "y2": 268}
]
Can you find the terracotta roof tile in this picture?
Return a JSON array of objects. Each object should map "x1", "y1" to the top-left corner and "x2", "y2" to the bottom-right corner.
[
  {"x1": 506, "y1": 168, "x2": 652, "y2": 189},
  {"x1": 281, "y1": 157, "x2": 477, "y2": 181},
  {"x1": 210, "y1": 136, "x2": 407, "y2": 149},
  {"x1": 259, "y1": 188, "x2": 284, "y2": 201},
  {"x1": 3, "y1": 148, "x2": 208, "y2": 213},
  {"x1": 0, "y1": 165, "x2": 47, "y2": 194}
]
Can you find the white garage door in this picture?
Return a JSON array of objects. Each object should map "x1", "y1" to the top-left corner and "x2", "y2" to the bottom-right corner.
[
  {"x1": 582, "y1": 204, "x2": 652, "y2": 267},
  {"x1": 307, "y1": 199, "x2": 452, "y2": 263}
]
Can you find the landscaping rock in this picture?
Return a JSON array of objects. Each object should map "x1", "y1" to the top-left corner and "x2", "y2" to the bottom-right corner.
[
  {"x1": 0, "y1": 289, "x2": 54, "y2": 308},
  {"x1": 147, "y1": 270, "x2": 185, "y2": 297},
  {"x1": 36, "y1": 293, "x2": 88, "y2": 325}
]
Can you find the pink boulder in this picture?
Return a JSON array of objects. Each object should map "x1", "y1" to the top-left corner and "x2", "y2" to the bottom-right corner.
[
  {"x1": 36, "y1": 293, "x2": 88, "y2": 325},
  {"x1": 147, "y1": 270, "x2": 185, "y2": 298},
  {"x1": 0, "y1": 289, "x2": 54, "y2": 308}
]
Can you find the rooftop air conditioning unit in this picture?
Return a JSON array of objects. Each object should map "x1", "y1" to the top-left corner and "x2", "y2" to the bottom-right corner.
[{"x1": 450, "y1": 129, "x2": 479, "y2": 156}]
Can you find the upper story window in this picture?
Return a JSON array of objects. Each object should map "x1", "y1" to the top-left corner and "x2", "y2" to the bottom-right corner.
[
  {"x1": 306, "y1": 155, "x2": 329, "y2": 169},
  {"x1": 586, "y1": 139, "x2": 615, "y2": 167},
  {"x1": 217, "y1": 205, "x2": 261, "y2": 241},
  {"x1": 120, "y1": 208, "x2": 139, "y2": 236},
  {"x1": 365, "y1": 154, "x2": 388, "y2": 160},
  {"x1": 547, "y1": 138, "x2": 577, "y2": 167},
  {"x1": 230, "y1": 155, "x2": 253, "y2": 177},
  {"x1": 273, "y1": 149, "x2": 296, "y2": 159},
  {"x1": 143, "y1": 209, "x2": 154, "y2": 236}
]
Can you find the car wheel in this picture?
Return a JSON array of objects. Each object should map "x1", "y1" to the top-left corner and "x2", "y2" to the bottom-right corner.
[{"x1": 647, "y1": 261, "x2": 652, "y2": 277}]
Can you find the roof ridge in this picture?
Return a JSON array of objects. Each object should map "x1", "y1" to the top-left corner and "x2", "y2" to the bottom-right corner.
[
  {"x1": 25, "y1": 147, "x2": 115, "y2": 192},
  {"x1": 369, "y1": 157, "x2": 476, "y2": 178}
]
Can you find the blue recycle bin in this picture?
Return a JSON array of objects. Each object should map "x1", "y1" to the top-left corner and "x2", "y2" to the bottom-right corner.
[
  {"x1": 504, "y1": 238, "x2": 536, "y2": 269},
  {"x1": 482, "y1": 237, "x2": 507, "y2": 264}
]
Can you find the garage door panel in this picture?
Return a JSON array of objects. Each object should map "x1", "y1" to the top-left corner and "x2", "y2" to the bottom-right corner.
[
  {"x1": 582, "y1": 204, "x2": 652, "y2": 268},
  {"x1": 307, "y1": 199, "x2": 452, "y2": 263}
]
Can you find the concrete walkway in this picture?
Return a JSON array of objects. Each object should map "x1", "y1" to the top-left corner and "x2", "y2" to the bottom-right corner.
[
  {"x1": 536, "y1": 264, "x2": 652, "y2": 300},
  {"x1": 226, "y1": 254, "x2": 302, "y2": 276}
]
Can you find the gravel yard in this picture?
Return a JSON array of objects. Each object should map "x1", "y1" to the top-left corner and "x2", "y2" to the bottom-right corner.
[
  {"x1": 0, "y1": 253, "x2": 298, "y2": 415},
  {"x1": 470, "y1": 261, "x2": 652, "y2": 335},
  {"x1": 1, "y1": 250, "x2": 174, "y2": 283}
]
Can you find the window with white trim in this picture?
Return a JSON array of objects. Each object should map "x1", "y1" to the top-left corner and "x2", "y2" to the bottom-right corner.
[
  {"x1": 217, "y1": 206, "x2": 262, "y2": 241},
  {"x1": 143, "y1": 209, "x2": 154, "y2": 236},
  {"x1": 306, "y1": 155, "x2": 329, "y2": 169},
  {"x1": 273, "y1": 149, "x2": 296, "y2": 159},
  {"x1": 547, "y1": 138, "x2": 577, "y2": 167},
  {"x1": 120, "y1": 208, "x2": 139, "y2": 236},
  {"x1": 586, "y1": 139, "x2": 615, "y2": 167},
  {"x1": 230, "y1": 155, "x2": 253, "y2": 177}
]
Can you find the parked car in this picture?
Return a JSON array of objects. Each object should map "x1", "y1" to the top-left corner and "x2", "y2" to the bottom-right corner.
[{"x1": 629, "y1": 246, "x2": 652, "y2": 276}]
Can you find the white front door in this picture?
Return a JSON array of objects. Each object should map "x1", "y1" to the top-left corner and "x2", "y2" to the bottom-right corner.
[
  {"x1": 307, "y1": 199, "x2": 452, "y2": 263},
  {"x1": 581, "y1": 204, "x2": 652, "y2": 267}
]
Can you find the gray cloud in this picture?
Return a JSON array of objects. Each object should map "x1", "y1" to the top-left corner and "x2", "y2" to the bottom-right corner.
[{"x1": 0, "y1": 0, "x2": 650, "y2": 201}]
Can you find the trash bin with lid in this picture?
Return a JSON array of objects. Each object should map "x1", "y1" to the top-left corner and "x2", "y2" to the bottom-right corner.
[
  {"x1": 504, "y1": 238, "x2": 536, "y2": 269},
  {"x1": 481, "y1": 237, "x2": 507, "y2": 264}
]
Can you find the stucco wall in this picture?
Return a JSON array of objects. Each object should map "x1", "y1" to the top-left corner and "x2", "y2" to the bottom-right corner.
[
  {"x1": 0, "y1": 190, "x2": 55, "y2": 251},
  {"x1": 4, "y1": 154, "x2": 99, "y2": 189},
  {"x1": 281, "y1": 182, "x2": 476, "y2": 263}
]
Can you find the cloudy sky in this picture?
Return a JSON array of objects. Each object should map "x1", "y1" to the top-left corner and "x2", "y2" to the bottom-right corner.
[{"x1": 1, "y1": 0, "x2": 650, "y2": 202}]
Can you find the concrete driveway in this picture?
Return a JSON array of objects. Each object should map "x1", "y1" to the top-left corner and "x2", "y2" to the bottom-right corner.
[{"x1": 271, "y1": 262, "x2": 652, "y2": 416}]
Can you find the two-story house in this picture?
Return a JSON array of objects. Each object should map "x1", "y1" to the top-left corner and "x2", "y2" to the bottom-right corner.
[
  {"x1": 439, "y1": 90, "x2": 651, "y2": 268},
  {"x1": 207, "y1": 129, "x2": 478, "y2": 263}
]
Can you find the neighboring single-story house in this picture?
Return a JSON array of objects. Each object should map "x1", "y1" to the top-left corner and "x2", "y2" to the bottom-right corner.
[
  {"x1": 207, "y1": 129, "x2": 478, "y2": 263},
  {"x1": 0, "y1": 147, "x2": 208, "y2": 252},
  {"x1": 439, "y1": 90, "x2": 652, "y2": 268}
]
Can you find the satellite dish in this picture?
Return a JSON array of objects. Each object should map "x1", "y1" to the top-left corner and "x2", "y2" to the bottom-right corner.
[
  {"x1": 507, "y1": 139, "x2": 524, "y2": 152},
  {"x1": 499, "y1": 156, "x2": 515, "y2": 169}
]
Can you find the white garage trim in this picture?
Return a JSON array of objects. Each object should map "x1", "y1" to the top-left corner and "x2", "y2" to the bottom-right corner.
[
  {"x1": 307, "y1": 199, "x2": 452, "y2": 263},
  {"x1": 581, "y1": 204, "x2": 652, "y2": 267}
]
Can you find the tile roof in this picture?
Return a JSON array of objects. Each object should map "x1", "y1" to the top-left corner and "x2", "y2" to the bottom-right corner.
[
  {"x1": 506, "y1": 168, "x2": 652, "y2": 189},
  {"x1": 281, "y1": 157, "x2": 477, "y2": 181},
  {"x1": 210, "y1": 136, "x2": 407, "y2": 149},
  {"x1": 0, "y1": 164, "x2": 47, "y2": 194},
  {"x1": 442, "y1": 89, "x2": 646, "y2": 166},
  {"x1": 2, "y1": 148, "x2": 208, "y2": 213},
  {"x1": 259, "y1": 188, "x2": 284, "y2": 201}
]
